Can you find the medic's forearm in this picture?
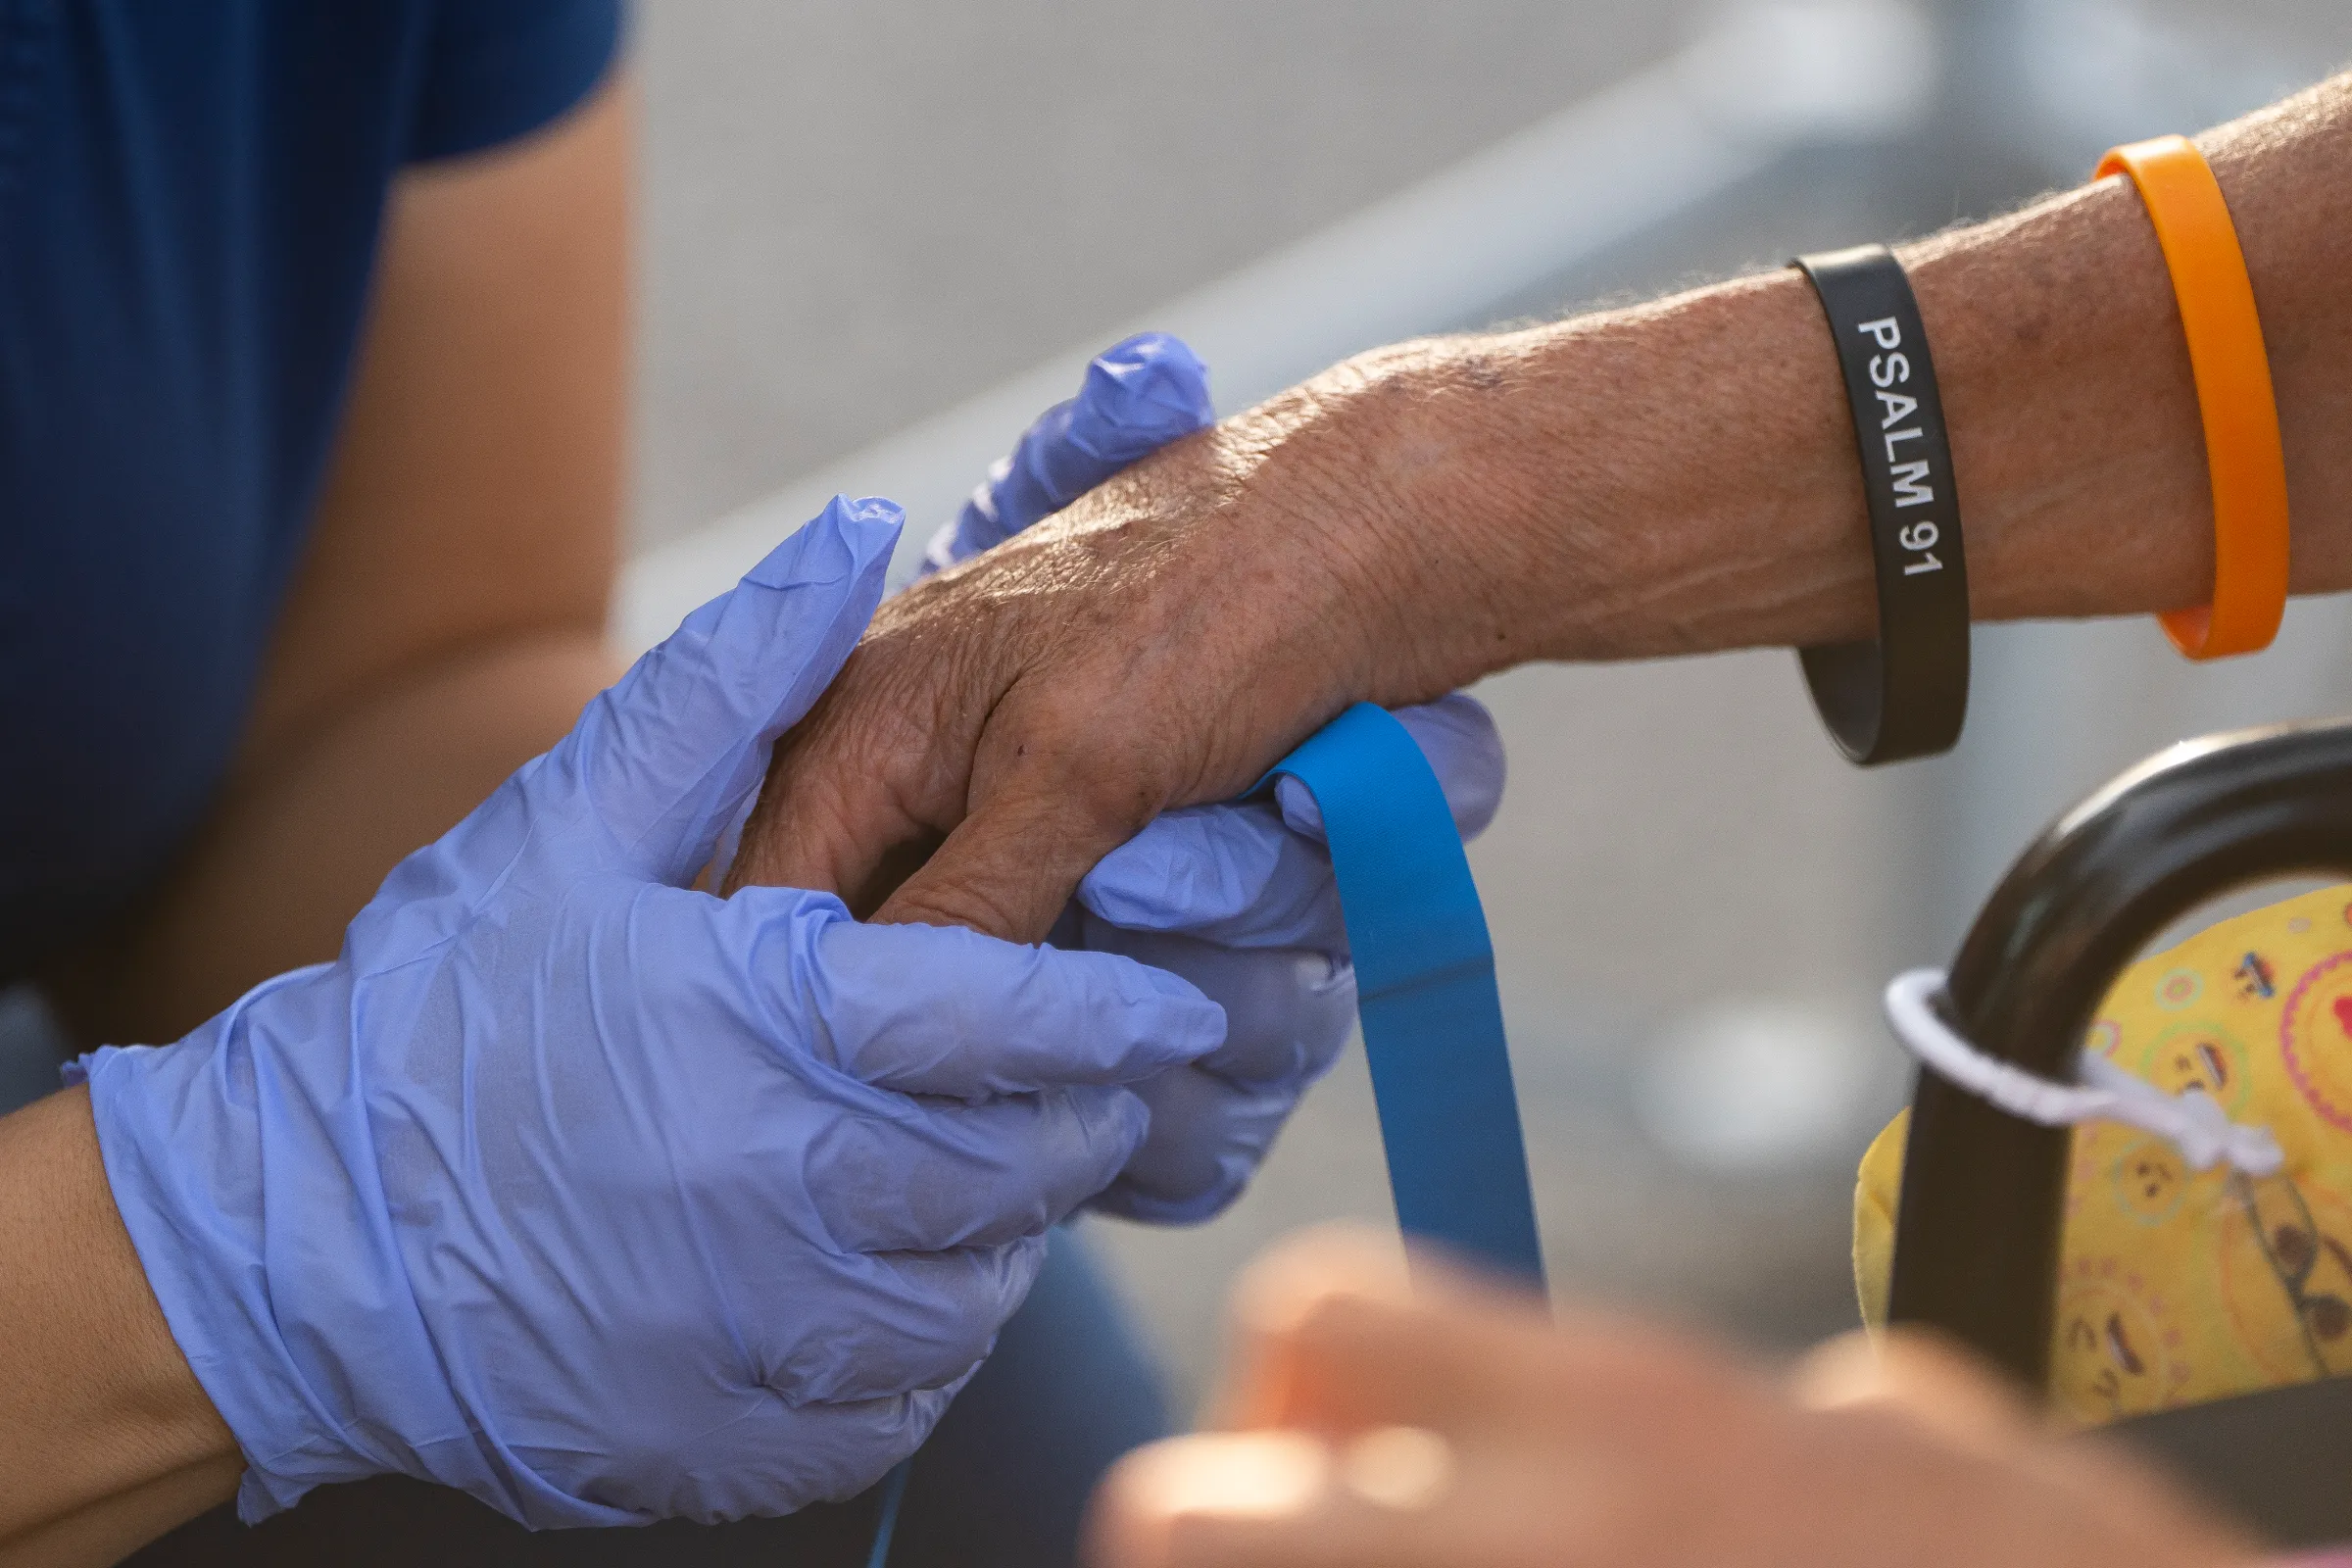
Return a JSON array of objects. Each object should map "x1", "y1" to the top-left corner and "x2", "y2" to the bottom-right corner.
[
  {"x1": 0, "y1": 1088, "x2": 238, "y2": 1562},
  {"x1": 43, "y1": 633, "x2": 618, "y2": 1048},
  {"x1": 1307, "y1": 71, "x2": 2352, "y2": 688}
]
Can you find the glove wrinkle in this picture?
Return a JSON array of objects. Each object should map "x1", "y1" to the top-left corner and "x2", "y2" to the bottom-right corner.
[{"x1": 76, "y1": 499, "x2": 1219, "y2": 1528}]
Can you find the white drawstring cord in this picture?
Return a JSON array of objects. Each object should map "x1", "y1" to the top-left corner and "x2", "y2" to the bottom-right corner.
[{"x1": 1883, "y1": 968, "x2": 2285, "y2": 1177}]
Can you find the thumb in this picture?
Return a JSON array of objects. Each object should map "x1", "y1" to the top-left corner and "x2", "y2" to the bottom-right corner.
[
  {"x1": 1790, "y1": 1329, "x2": 2040, "y2": 1449},
  {"x1": 543, "y1": 495, "x2": 900, "y2": 884},
  {"x1": 1273, "y1": 694, "x2": 1505, "y2": 845},
  {"x1": 925, "y1": 331, "x2": 1214, "y2": 571}
]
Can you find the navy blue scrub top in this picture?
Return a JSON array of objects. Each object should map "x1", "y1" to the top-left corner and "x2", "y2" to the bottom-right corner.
[{"x1": 0, "y1": 0, "x2": 620, "y2": 980}]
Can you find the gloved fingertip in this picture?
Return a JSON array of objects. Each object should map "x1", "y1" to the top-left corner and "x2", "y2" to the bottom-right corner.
[
  {"x1": 1090, "y1": 331, "x2": 1211, "y2": 403},
  {"x1": 1421, "y1": 690, "x2": 1502, "y2": 749},
  {"x1": 1410, "y1": 693, "x2": 1507, "y2": 841},
  {"x1": 1111, "y1": 1084, "x2": 1153, "y2": 1152},
  {"x1": 1137, "y1": 965, "x2": 1229, "y2": 1057},
  {"x1": 742, "y1": 493, "x2": 903, "y2": 596},
  {"x1": 1072, "y1": 333, "x2": 1214, "y2": 462},
  {"x1": 918, "y1": 516, "x2": 964, "y2": 579},
  {"x1": 937, "y1": 338, "x2": 1212, "y2": 569},
  {"x1": 836, "y1": 493, "x2": 907, "y2": 532},
  {"x1": 1273, "y1": 773, "x2": 1327, "y2": 842},
  {"x1": 548, "y1": 493, "x2": 906, "y2": 885},
  {"x1": 1136, "y1": 962, "x2": 1202, "y2": 1001},
  {"x1": 1274, "y1": 697, "x2": 1507, "y2": 846}
]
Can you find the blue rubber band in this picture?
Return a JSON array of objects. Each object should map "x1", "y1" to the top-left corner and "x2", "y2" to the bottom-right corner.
[
  {"x1": 867, "y1": 702, "x2": 1542, "y2": 1564},
  {"x1": 1263, "y1": 703, "x2": 1546, "y2": 1286}
]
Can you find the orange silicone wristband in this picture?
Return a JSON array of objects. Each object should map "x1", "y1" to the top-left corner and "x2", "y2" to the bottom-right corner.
[{"x1": 2096, "y1": 135, "x2": 2288, "y2": 660}]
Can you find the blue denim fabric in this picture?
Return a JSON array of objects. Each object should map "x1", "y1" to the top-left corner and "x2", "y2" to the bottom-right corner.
[{"x1": 0, "y1": 986, "x2": 64, "y2": 1116}]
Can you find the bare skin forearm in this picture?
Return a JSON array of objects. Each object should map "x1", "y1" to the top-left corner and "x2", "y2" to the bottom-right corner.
[
  {"x1": 1285, "y1": 72, "x2": 2352, "y2": 688},
  {"x1": 0, "y1": 645, "x2": 617, "y2": 1549},
  {"x1": 0, "y1": 1089, "x2": 238, "y2": 1559},
  {"x1": 45, "y1": 636, "x2": 617, "y2": 1046},
  {"x1": 0, "y1": 75, "x2": 629, "y2": 1563},
  {"x1": 41, "y1": 81, "x2": 630, "y2": 1048},
  {"x1": 721, "y1": 69, "x2": 2352, "y2": 943}
]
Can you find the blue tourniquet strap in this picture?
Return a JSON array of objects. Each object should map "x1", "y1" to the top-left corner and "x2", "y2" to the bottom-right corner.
[
  {"x1": 868, "y1": 702, "x2": 1541, "y2": 1565},
  {"x1": 1265, "y1": 704, "x2": 1546, "y2": 1286},
  {"x1": 865, "y1": 1456, "x2": 911, "y2": 1568}
]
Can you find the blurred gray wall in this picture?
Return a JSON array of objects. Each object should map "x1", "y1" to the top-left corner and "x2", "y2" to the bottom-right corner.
[{"x1": 635, "y1": 1, "x2": 1686, "y2": 550}]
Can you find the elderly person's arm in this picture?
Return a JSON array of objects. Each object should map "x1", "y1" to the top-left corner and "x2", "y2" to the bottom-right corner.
[{"x1": 731, "y1": 74, "x2": 2352, "y2": 941}]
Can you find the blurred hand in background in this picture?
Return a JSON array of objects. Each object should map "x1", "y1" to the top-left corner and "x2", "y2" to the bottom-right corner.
[{"x1": 1085, "y1": 1227, "x2": 2257, "y2": 1568}]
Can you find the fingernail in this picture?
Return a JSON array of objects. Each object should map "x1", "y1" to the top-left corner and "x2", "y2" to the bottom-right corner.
[
  {"x1": 1125, "y1": 1433, "x2": 1332, "y2": 1522},
  {"x1": 1339, "y1": 1427, "x2": 1454, "y2": 1512}
]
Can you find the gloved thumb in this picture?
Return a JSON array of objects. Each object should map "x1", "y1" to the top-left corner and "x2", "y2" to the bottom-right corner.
[
  {"x1": 1272, "y1": 694, "x2": 1505, "y2": 844},
  {"x1": 1072, "y1": 695, "x2": 1507, "y2": 954},
  {"x1": 542, "y1": 496, "x2": 900, "y2": 885},
  {"x1": 923, "y1": 332, "x2": 1214, "y2": 573}
]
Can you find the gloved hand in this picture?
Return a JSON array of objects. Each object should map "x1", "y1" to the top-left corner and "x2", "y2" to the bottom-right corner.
[
  {"x1": 70, "y1": 498, "x2": 1225, "y2": 1529},
  {"x1": 916, "y1": 334, "x2": 1506, "y2": 1224}
]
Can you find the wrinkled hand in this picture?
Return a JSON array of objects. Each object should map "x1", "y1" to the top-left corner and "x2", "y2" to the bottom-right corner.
[
  {"x1": 726, "y1": 343, "x2": 1494, "y2": 946},
  {"x1": 1085, "y1": 1229, "x2": 2257, "y2": 1568},
  {"x1": 728, "y1": 336, "x2": 1505, "y2": 1223},
  {"x1": 73, "y1": 500, "x2": 1225, "y2": 1528}
]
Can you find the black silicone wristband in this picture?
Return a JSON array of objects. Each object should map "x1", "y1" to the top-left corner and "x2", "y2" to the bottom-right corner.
[{"x1": 1792, "y1": 244, "x2": 1972, "y2": 765}]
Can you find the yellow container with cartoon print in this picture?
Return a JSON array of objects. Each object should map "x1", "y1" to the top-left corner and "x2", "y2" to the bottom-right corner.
[
  {"x1": 1855, "y1": 720, "x2": 2352, "y2": 1548},
  {"x1": 1859, "y1": 882, "x2": 2352, "y2": 1425}
]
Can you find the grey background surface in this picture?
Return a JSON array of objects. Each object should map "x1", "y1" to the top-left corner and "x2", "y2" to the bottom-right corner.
[
  {"x1": 636, "y1": 1, "x2": 2352, "y2": 553},
  {"x1": 635, "y1": 1, "x2": 1681, "y2": 549},
  {"x1": 633, "y1": 1, "x2": 2352, "y2": 1407}
]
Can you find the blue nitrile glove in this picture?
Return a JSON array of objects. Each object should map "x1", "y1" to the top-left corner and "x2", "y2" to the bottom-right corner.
[
  {"x1": 69, "y1": 498, "x2": 1224, "y2": 1529},
  {"x1": 918, "y1": 333, "x2": 1219, "y2": 574},
  {"x1": 1074, "y1": 695, "x2": 1501, "y2": 1222},
  {"x1": 922, "y1": 333, "x2": 1506, "y2": 1224}
]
